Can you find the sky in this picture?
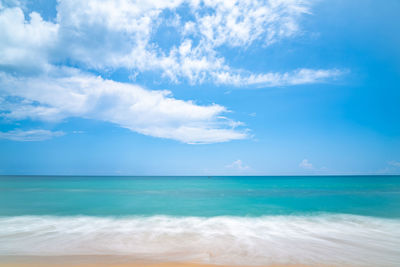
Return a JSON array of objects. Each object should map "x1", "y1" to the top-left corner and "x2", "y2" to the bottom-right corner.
[{"x1": 0, "y1": 0, "x2": 399, "y2": 175}]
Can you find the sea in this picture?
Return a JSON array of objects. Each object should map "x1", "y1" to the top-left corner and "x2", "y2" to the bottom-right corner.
[{"x1": 0, "y1": 175, "x2": 399, "y2": 266}]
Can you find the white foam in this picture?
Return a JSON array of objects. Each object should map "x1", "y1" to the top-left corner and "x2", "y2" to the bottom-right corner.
[{"x1": 0, "y1": 214, "x2": 399, "y2": 266}]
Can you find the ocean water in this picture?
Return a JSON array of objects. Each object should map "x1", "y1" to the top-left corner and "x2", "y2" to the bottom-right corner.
[{"x1": 0, "y1": 175, "x2": 400, "y2": 266}]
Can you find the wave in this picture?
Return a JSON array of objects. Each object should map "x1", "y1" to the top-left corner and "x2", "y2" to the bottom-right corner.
[{"x1": 0, "y1": 214, "x2": 399, "y2": 266}]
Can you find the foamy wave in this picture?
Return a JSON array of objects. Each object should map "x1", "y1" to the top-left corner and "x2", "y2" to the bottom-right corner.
[{"x1": 0, "y1": 214, "x2": 399, "y2": 266}]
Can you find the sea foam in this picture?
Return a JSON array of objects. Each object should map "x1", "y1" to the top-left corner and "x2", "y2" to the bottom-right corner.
[{"x1": 0, "y1": 214, "x2": 399, "y2": 266}]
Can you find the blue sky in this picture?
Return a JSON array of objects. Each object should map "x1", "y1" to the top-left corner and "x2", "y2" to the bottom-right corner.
[{"x1": 0, "y1": 0, "x2": 399, "y2": 175}]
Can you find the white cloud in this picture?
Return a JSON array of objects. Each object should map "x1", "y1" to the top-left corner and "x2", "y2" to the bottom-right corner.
[
  {"x1": 214, "y1": 68, "x2": 344, "y2": 87},
  {"x1": 0, "y1": 129, "x2": 64, "y2": 141},
  {"x1": 0, "y1": 69, "x2": 247, "y2": 144},
  {"x1": 55, "y1": 0, "x2": 341, "y2": 85},
  {"x1": 226, "y1": 159, "x2": 250, "y2": 170},
  {"x1": 0, "y1": 1, "x2": 345, "y2": 143},
  {"x1": 192, "y1": 0, "x2": 310, "y2": 48},
  {"x1": 299, "y1": 159, "x2": 313, "y2": 169},
  {"x1": 0, "y1": 6, "x2": 58, "y2": 72},
  {"x1": 0, "y1": 1, "x2": 341, "y2": 86}
]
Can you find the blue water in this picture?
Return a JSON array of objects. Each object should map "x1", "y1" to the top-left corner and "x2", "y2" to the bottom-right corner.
[
  {"x1": 1, "y1": 175, "x2": 400, "y2": 266},
  {"x1": 0, "y1": 175, "x2": 399, "y2": 217}
]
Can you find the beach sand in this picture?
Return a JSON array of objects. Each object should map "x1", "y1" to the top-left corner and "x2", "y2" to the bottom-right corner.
[
  {"x1": 0, "y1": 264, "x2": 317, "y2": 267},
  {"x1": 0, "y1": 256, "x2": 324, "y2": 267}
]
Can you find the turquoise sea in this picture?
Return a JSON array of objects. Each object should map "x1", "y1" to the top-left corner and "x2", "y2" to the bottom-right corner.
[{"x1": 1, "y1": 175, "x2": 400, "y2": 266}]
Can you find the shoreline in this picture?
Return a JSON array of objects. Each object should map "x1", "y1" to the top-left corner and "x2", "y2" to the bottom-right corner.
[
  {"x1": 0, "y1": 256, "x2": 330, "y2": 267},
  {"x1": 0, "y1": 263, "x2": 318, "y2": 267},
  {"x1": 0, "y1": 265, "x2": 318, "y2": 267},
  {"x1": 0, "y1": 263, "x2": 324, "y2": 267}
]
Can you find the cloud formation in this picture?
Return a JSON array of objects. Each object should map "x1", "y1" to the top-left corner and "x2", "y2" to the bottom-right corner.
[
  {"x1": 226, "y1": 159, "x2": 250, "y2": 171},
  {"x1": 299, "y1": 159, "x2": 313, "y2": 169},
  {"x1": 0, "y1": 6, "x2": 58, "y2": 72},
  {"x1": 214, "y1": 68, "x2": 344, "y2": 87},
  {"x1": 0, "y1": 68, "x2": 247, "y2": 143},
  {"x1": 52, "y1": 0, "x2": 317, "y2": 85},
  {"x1": 0, "y1": 0, "x2": 341, "y2": 86},
  {"x1": 0, "y1": 0, "x2": 343, "y2": 143},
  {"x1": 0, "y1": 129, "x2": 64, "y2": 141}
]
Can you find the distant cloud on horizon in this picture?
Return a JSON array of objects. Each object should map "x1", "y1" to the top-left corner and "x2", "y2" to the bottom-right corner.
[
  {"x1": 226, "y1": 159, "x2": 250, "y2": 171},
  {"x1": 299, "y1": 159, "x2": 313, "y2": 170}
]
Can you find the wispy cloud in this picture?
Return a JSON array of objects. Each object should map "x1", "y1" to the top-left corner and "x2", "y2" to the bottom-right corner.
[
  {"x1": 226, "y1": 159, "x2": 250, "y2": 171},
  {"x1": 214, "y1": 68, "x2": 344, "y2": 87},
  {"x1": 0, "y1": 0, "x2": 342, "y2": 86},
  {"x1": 0, "y1": 0, "x2": 345, "y2": 143},
  {"x1": 52, "y1": 0, "x2": 317, "y2": 85},
  {"x1": 0, "y1": 69, "x2": 248, "y2": 144},
  {"x1": 0, "y1": 129, "x2": 64, "y2": 141},
  {"x1": 299, "y1": 159, "x2": 313, "y2": 169}
]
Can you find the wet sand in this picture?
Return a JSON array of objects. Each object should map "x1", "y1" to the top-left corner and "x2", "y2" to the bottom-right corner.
[
  {"x1": 0, "y1": 264, "x2": 317, "y2": 267},
  {"x1": 0, "y1": 256, "x2": 325, "y2": 267}
]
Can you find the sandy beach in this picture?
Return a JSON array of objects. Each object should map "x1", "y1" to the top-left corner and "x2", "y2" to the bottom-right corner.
[
  {"x1": 0, "y1": 256, "x2": 325, "y2": 267},
  {"x1": 0, "y1": 263, "x2": 318, "y2": 267},
  {"x1": 0, "y1": 256, "x2": 327, "y2": 267}
]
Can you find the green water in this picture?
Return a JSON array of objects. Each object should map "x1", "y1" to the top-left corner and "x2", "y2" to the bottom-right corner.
[{"x1": 1, "y1": 175, "x2": 399, "y2": 217}]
